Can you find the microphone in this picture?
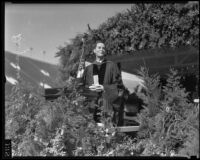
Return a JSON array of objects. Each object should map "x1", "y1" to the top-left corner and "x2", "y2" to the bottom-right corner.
[{"x1": 77, "y1": 34, "x2": 87, "y2": 78}]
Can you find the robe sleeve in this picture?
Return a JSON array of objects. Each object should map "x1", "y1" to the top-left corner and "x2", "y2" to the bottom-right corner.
[{"x1": 103, "y1": 62, "x2": 124, "y2": 103}]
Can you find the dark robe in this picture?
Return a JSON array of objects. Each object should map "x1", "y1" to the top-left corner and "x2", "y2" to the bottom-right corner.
[{"x1": 82, "y1": 59, "x2": 125, "y2": 125}]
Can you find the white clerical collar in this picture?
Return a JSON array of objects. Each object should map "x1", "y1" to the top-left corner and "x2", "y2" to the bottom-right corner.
[
  {"x1": 96, "y1": 59, "x2": 103, "y2": 63},
  {"x1": 95, "y1": 58, "x2": 106, "y2": 64}
]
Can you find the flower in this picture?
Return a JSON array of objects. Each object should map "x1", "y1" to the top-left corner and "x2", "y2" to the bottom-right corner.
[
  {"x1": 77, "y1": 147, "x2": 82, "y2": 150},
  {"x1": 131, "y1": 152, "x2": 133, "y2": 155},
  {"x1": 166, "y1": 106, "x2": 170, "y2": 112},
  {"x1": 160, "y1": 153, "x2": 166, "y2": 156},
  {"x1": 105, "y1": 134, "x2": 109, "y2": 137},
  {"x1": 111, "y1": 132, "x2": 116, "y2": 136},
  {"x1": 170, "y1": 150, "x2": 175, "y2": 156},
  {"x1": 60, "y1": 129, "x2": 64, "y2": 135},
  {"x1": 29, "y1": 94, "x2": 33, "y2": 99}
]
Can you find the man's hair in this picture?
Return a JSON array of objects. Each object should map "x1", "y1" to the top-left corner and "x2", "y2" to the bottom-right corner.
[{"x1": 93, "y1": 40, "x2": 105, "y2": 49}]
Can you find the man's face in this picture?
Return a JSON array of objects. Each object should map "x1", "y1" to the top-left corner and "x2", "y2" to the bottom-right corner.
[{"x1": 94, "y1": 43, "x2": 106, "y2": 57}]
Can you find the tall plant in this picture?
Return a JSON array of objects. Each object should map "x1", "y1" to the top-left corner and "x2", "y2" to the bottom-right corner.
[{"x1": 134, "y1": 67, "x2": 199, "y2": 157}]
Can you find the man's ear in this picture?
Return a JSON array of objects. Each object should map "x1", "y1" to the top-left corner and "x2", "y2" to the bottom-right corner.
[{"x1": 93, "y1": 49, "x2": 96, "y2": 54}]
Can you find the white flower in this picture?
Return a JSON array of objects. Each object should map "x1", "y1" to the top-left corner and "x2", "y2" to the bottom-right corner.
[
  {"x1": 29, "y1": 94, "x2": 33, "y2": 99},
  {"x1": 131, "y1": 152, "x2": 133, "y2": 155},
  {"x1": 60, "y1": 129, "x2": 64, "y2": 135},
  {"x1": 111, "y1": 132, "x2": 116, "y2": 136},
  {"x1": 166, "y1": 106, "x2": 170, "y2": 112},
  {"x1": 186, "y1": 41, "x2": 191, "y2": 45},
  {"x1": 97, "y1": 123, "x2": 104, "y2": 127},
  {"x1": 77, "y1": 147, "x2": 82, "y2": 150},
  {"x1": 72, "y1": 100, "x2": 78, "y2": 105},
  {"x1": 34, "y1": 136, "x2": 38, "y2": 141},
  {"x1": 107, "y1": 150, "x2": 114, "y2": 155},
  {"x1": 170, "y1": 150, "x2": 175, "y2": 156},
  {"x1": 160, "y1": 153, "x2": 166, "y2": 156}
]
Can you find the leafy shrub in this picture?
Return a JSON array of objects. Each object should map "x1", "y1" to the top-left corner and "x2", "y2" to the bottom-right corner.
[
  {"x1": 5, "y1": 79, "x2": 133, "y2": 156},
  {"x1": 5, "y1": 67, "x2": 199, "y2": 157},
  {"x1": 134, "y1": 67, "x2": 199, "y2": 157}
]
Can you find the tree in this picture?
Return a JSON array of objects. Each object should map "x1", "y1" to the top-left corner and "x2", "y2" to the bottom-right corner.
[{"x1": 55, "y1": 2, "x2": 199, "y2": 81}]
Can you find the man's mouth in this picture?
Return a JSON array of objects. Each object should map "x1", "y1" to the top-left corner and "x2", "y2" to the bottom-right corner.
[{"x1": 99, "y1": 51, "x2": 104, "y2": 54}]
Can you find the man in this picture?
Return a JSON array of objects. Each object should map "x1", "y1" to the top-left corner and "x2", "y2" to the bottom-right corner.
[{"x1": 80, "y1": 41, "x2": 126, "y2": 126}]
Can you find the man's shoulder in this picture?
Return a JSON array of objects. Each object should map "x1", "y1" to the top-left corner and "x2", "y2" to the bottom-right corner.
[
  {"x1": 106, "y1": 60, "x2": 113, "y2": 63},
  {"x1": 106, "y1": 60, "x2": 121, "y2": 71},
  {"x1": 86, "y1": 60, "x2": 116, "y2": 67},
  {"x1": 85, "y1": 63, "x2": 93, "y2": 70},
  {"x1": 105, "y1": 60, "x2": 117, "y2": 66}
]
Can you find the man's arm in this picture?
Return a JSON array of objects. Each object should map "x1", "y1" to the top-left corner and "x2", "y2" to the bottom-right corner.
[{"x1": 77, "y1": 65, "x2": 93, "y2": 88}]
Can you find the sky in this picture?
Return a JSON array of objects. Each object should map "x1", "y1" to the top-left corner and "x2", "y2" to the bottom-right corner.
[{"x1": 5, "y1": 3, "x2": 133, "y2": 65}]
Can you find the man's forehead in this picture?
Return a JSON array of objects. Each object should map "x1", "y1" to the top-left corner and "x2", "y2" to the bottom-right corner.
[{"x1": 96, "y1": 43, "x2": 105, "y2": 47}]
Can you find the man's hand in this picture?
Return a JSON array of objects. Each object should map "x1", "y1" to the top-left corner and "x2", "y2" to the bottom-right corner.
[
  {"x1": 77, "y1": 69, "x2": 84, "y2": 78},
  {"x1": 89, "y1": 84, "x2": 104, "y2": 92}
]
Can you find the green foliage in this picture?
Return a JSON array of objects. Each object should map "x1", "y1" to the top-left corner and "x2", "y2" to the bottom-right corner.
[
  {"x1": 6, "y1": 3, "x2": 199, "y2": 156},
  {"x1": 5, "y1": 79, "x2": 136, "y2": 156},
  {"x1": 55, "y1": 2, "x2": 199, "y2": 80},
  {"x1": 5, "y1": 81, "x2": 45, "y2": 156},
  {"x1": 134, "y1": 67, "x2": 199, "y2": 157},
  {"x1": 5, "y1": 68, "x2": 199, "y2": 157}
]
